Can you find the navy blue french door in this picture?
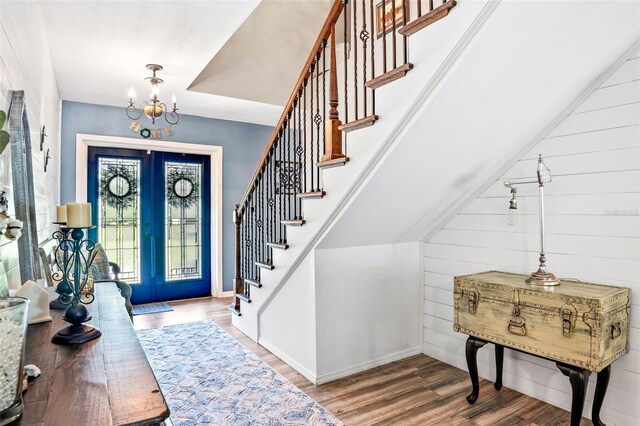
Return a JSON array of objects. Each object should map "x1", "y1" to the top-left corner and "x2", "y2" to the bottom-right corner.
[{"x1": 88, "y1": 147, "x2": 211, "y2": 304}]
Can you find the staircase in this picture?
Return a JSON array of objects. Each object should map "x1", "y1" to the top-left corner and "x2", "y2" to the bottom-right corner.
[{"x1": 227, "y1": 0, "x2": 468, "y2": 380}]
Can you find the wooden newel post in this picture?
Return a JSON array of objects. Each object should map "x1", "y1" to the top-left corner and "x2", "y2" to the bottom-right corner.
[
  {"x1": 232, "y1": 203, "x2": 243, "y2": 312},
  {"x1": 321, "y1": 25, "x2": 345, "y2": 162}
]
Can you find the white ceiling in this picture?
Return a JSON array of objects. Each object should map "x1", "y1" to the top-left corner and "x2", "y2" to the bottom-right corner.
[
  {"x1": 37, "y1": 0, "x2": 283, "y2": 126},
  {"x1": 189, "y1": 0, "x2": 332, "y2": 106}
]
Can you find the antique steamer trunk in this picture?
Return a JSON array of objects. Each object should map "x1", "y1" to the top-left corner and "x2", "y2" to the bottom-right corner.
[{"x1": 453, "y1": 271, "x2": 630, "y2": 372}]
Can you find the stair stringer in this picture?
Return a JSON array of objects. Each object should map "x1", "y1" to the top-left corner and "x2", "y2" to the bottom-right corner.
[{"x1": 231, "y1": 0, "x2": 498, "y2": 381}]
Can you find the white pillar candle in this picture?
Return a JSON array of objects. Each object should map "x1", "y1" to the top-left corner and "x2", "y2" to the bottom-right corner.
[
  {"x1": 56, "y1": 205, "x2": 67, "y2": 223},
  {"x1": 66, "y1": 203, "x2": 92, "y2": 228}
]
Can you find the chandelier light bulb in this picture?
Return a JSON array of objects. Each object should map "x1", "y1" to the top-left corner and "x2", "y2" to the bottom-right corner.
[
  {"x1": 151, "y1": 84, "x2": 159, "y2": 98},
  {"x1": 128, "y1": 87, "x2": 135, "y2": 101},
  {"x1": 172, "y1": 94, "x2": 177, "y2": 108}
]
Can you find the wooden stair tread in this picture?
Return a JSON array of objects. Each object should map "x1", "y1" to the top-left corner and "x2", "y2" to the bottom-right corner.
[
  {"x1": 267, "y1": 241, "x2": 289, "y2": 250},
  {"x1": 297, "y1": 191, "x2": 326, "y2": 200},
  {"x1": 318, "y1": 157, "x2": 349, "y2": 169},
  {"x1": 398, "y1": 0, "x2": 457, "y2": 37},
  {"x1": 236, "y1": 293, "x2": 251, "y2": 303},
  {"x1": 256, "y1": 261, "x2": 274, "y2": 270},
  {"x1": 365, "y1": 63, "x2": 414, "y2": 90},
  {"x1": 245, "y1": 278, "x2": 262, "y2": 288},
  {"x1": 338, "y1": 115, "x2": 379, "y2": 132},
  {"x1": 228, "y1": 304, "x2": 242, "y2": 316},
  {"x1": 281, "y1": 219, "x2": 306, "y2": 226}
]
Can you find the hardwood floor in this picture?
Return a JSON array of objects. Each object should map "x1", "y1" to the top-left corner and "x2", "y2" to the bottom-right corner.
[{"x1": 133, "y1": 297, "x2": 584, "y2": 425}]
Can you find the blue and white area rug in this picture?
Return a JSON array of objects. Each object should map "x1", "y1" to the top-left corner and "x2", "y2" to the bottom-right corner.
[{"x1": 137, "y1": 321, "x2": 342, "y2": 425}]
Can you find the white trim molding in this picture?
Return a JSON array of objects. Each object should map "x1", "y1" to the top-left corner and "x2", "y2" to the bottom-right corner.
[
  {"x1": 315, "y1": 346, "x2": 422, "y2": 385},
  {"x1": 75, "y1": 133, "x2": 225, "y2": 298}
]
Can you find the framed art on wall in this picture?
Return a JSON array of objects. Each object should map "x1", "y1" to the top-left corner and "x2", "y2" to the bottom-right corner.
[{"x1": 376, "y1": 0, "x2": 409, "y2": 38}]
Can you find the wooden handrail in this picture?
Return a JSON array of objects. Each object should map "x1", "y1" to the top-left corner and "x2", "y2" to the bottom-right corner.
[{"x1": 239, "y1": 0, "x2": 345, "y2": 211}]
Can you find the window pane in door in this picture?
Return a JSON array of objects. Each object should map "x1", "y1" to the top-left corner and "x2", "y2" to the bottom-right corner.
[
  {"x1": 165, "y1": 161, "x2": 203, "y2": 281},
  {"x1": 97, "y1": 157, "x2": 141, "y2": 283}
]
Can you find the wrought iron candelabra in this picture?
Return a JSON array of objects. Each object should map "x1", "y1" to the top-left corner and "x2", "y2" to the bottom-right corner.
[{"x1": 50, "y1": 226, "x2": 101, "y2": 345}]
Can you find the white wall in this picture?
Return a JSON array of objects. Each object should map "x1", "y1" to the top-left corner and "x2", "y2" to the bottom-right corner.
[
  {"x1": 259, "y1": 254, "x2": 318, "y2": 383},
  {"x1": 423, "y1": 47, "x2": 640, "y2": 425},
  {"x1": 258, "y1": 242, "x2": 422, "y2": 384},
  {"x1": 0, "y1": 1, "x2": 61, "y2": 287},
  {"x1": 315, "y1": 242, "x2": 422, "y2": 384}
]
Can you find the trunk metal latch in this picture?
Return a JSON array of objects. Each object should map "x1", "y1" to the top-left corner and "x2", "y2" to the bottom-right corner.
[
  {"x1": 468, "y1": 288, "x2": 479, "y2": 313},
  {"x1": 561, "y1": 304, "x2": 577, "y2": 338}
]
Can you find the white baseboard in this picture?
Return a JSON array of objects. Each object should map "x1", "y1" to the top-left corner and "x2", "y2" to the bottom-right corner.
[
  {"x1": 258, "y1": 337, "x2": 318, "y2": 384},
  {"x1": 315, "y1": 346, "x2": 422, "y2": 385},
  {"x1": 217, "y1": 290, "x2": 234, "y2": 298}
]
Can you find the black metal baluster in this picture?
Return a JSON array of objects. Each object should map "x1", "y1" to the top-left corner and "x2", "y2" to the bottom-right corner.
[
  {"x1": 361, "y1": 0, "x2": 368, "y2": 117},
  {"x1": 292, "y1": 101, "x2": 298, "y2": 220},
  {"x1": 402, "y1": 0, "x2": 408, "y2": 64},
  {"x1": 429, "y1": 0, "x2": 434, "y2": 12},
  {"x1": 254, "y1": 191, "x2": 258, "y2": 286},
  {"x1": 418, "y1": 0, "x2": 422, "y2": 17},
  {"x1": 284, "y1": 117, "x2": 290, "y2": 227},
  {"x1": 244, "y1": 203, "x2": 248, "y2": 284},
  {"x1": 277, "y1": 135, "x2": 283, "y2": 242},
  {"x1": 266, "y1": 153, "x2": 272, "y2": 261},
  {"x1": 309, "y1": 63, "x2": 315, "y2": 192},
  {"x1": 303, "y1": 80, "x2": 308, "y2": 195},
  {"x1": 272, "y1": 146, "x2": 277, "y2": 243},
  {"x1": 257, "y1": 173, "x2": 263, "y2": 265},
  {"x1": 320, "y1": 45, "x2": 326, "y2": 189},
  {"x1": 382, "y1": 0, "x2": 387, "y2": 73},
  {"x1": 392, "y1": 0, "x2": 397, "y2": 69},
  {"x1": 353, "y1": 2, "x2": 359, "y2": 120},
  {"x1": 316, "y1": 54, "x2": 322, "y2": 191},
  {"x1": 263, "y1": 170, "x2": 268, "y2": 258},
  {"x1": 370, "y1": 0, "x2": 376, "y2": 116},
  {"x1": 297, "y1": 91, "x2": 303, "y2": 217},
  {"x1": 281, "y1": 128, "x2": 287, "y2": 243}
]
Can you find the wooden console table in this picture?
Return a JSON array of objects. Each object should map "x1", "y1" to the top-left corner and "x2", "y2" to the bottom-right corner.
[
  {"x1": 454, "y1": 272, "x2": 630, "y2": 426},
  {"x1": 19, "y1": 283, "x2": 169, "y2": 425}
]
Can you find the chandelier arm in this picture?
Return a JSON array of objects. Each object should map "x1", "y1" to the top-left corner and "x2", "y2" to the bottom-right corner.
[
  {"x1": 164, "y1": 104, "x2": 179, "y2": 125},
  {"x1": 125, "y1": 104, "x2": 143, "y2": 121}
]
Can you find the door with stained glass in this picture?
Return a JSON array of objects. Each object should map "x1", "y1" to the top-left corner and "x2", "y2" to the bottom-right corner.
[{"x1": 87, "y1": 147, "x2": 211, "y2": 304}]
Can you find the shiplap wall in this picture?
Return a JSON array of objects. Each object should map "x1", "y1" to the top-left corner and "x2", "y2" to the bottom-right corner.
[
  {"x1": 423, "y1": 47, "x2": 640, "y2": 424},
  {"x1": 0, "y1": 2, "x2": 61, "y2": 288}
]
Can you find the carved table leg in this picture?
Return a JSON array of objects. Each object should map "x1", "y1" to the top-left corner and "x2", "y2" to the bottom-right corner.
[
  {"x1": 592, "y1": 365, "x2": 611, "y2": 426},
  {"x1": 465, "y1": 336, "x2": 487, "y2": 405},
  {"x1": 494, "y1": 344, "x2": 504, "y2": 391},
  {"x1": 557, "y1": 363, "x2": 591, "y2": 426}
]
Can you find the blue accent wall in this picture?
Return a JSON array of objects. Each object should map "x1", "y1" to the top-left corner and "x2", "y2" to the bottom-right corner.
[{"x1": 61, "y1": 101, "x2": 272, "y2": 292}]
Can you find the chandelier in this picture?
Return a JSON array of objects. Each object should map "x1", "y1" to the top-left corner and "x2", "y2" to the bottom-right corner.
[{"x1": 126, "y1": 64, "x2": 179, "y2": 127}]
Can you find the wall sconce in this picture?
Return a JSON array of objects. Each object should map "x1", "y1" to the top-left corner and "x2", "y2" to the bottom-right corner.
[
  {"x1": 503, "y1": 154, "x2": 559, "y2": 286},
  {"x1": 40, "y1": 125, "x2": 47, "y2": 151}
]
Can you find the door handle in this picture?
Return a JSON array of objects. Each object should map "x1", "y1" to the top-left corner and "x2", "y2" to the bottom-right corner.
[{"x1": 151, "y1": 236, "x2": 156, "y2": 279}]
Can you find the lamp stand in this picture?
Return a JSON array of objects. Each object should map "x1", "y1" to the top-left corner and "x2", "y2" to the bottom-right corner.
[{"x1": 525, "y1": 179, "x2": 559, "y2": 286}]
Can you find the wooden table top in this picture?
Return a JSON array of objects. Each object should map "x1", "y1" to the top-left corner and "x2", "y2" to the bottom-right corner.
[{"x1": 19, "y1": 283, "x2": 170, "y2": 426}]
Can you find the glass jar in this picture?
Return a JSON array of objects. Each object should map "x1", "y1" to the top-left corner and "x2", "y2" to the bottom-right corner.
[{"x1": 0, "y1": 297, "x2": 29, "y2": 425}]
